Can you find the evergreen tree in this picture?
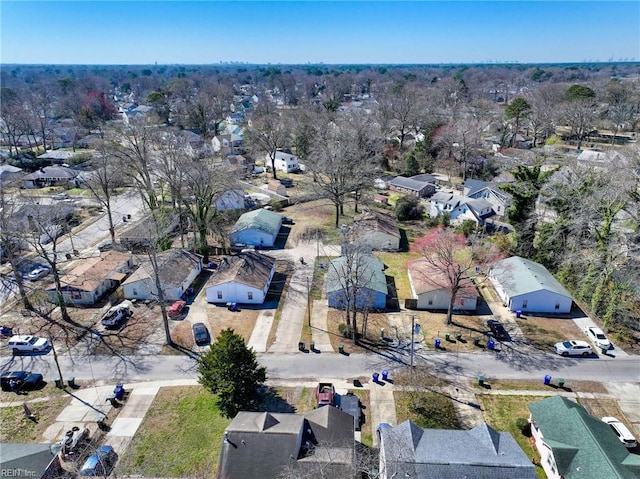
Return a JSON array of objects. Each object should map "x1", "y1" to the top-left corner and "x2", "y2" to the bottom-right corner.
[{"x1": 197, "y1": 328, "x2": 266, "y2": 418}]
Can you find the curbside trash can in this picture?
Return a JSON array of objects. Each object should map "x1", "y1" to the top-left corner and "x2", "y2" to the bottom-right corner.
[
  {"x1": 310, "y1": 341, "x2": 315, "y2": 351},
  {"x1": 114, "y1": 383, "x2": 125, "y2": 400},
  {"x1": 372, "y1": 372, "x2": 379, "y2": 383},
  {"x1": 455, "y1": 332, "x2": 462, "y2": 340},
  {"x1": 338, "y1": 344, "x2": 344, "y2": 354},
  {"x1": 382, "y1": 370, "x2": 389, "y2": 381},
  {"x1": 445, "y1": 332, "x2": 450, "y2": 341},
  {"x1": 558, "y1": 378, "x2": 565, "y2": 388},
  {"x1": 298, "y1": 342, "x2": 305, "y2": 351},
  {"x1": 544, "y1": 375, "x2": 552, "y2": 386},
  {"x1": 601, "y1": 346, "x2": 608, "y2": 355},
  {"x1": 488, "y1": 339, "x2": 495, "y2": 350},
  {"x1": 473, "y1": 337, "x2": 481, "y2": 346},
  {"x1": 434, "y1": 338, "x2": 441, "y2": 349},
  {"x1": 55, "y1": 378, "x2": 64, "y2": 389},
  {"x1": 516, "y1": 310, "x2": 522, "y2": 318},
  {"x1": 67, "y1": 377, "x2": 75, "y2": 388},
  {"x1": 478, "y1": 374, "x2": 485, "y2": 386}
]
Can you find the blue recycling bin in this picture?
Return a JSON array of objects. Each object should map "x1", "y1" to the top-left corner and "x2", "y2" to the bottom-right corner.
[
  {"x1": 488, "y1": 339, "x2": 495, "y2": 350},
  {"x1": 114, "y1": 383, "x2": 125, "y2": 400},
  {"x1": 544, "y1": 375, "x2": 552, "y2": 386},
  {"x1": 434, "y1": 338, "x2": 441, "y2": 349},
  {"x1": 381, "y1": 370, "x2": 389, "y2": 381},
  {"x1": 516, "y1": 310, "x2": 522, "y2": 318},
  {"x1": 372, "y1": 372, "x2": 379, "y2": 383}
]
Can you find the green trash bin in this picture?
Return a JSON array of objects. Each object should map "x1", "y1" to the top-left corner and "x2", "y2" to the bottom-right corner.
[
  {"x1": 338, "y1": 344, "x2": 344, "y2": 354},
  {"x1": 54, "y1": 378, "x2": 64, "y2": 389},
  {"x1": 310, "y1": 341, "x2": 315, "y2": 351},
  {"x1": 601, "y1": 346, "x2": 608, "y2": 355},
  {"x1": 478, "y1": 374, "x2": 485, "y2": 386},
  {"x1": 445, "y1": 332, "x2": 451, "y2": 341},
  {"x1": 67, "y1": 377, "x2": 75, "y2": 388},
  {"x1": 558, "y1": 378, "x2": 565, "y2": 388}
]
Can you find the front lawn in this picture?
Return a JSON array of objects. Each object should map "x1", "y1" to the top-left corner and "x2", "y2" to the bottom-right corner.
[
  {"x1": 394, "y1": 390, "x2": 460, "y2": 430},
  {"x1": 0, "y1": 394, "x2": 71, "y2": 443},
  {"x1": 478, "y1": 395, "x2": 547, "y2": 478},
  {"x1": 117, "y1": 386, "x2": 230, "y2": 477}
]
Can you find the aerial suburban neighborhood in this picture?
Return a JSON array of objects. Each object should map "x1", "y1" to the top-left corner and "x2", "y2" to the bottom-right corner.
[{"x1": 1, "y1": 2, "x2": 640, "y2": 478}]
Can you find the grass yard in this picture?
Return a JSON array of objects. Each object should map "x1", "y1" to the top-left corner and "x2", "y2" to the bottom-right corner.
[
  {"x1": 478, "y1": 395, "x2": 547, "y2": 478},
  {"x1": 350, "y1": 389, "x2": 372, "y2": 447},
  {"x1": 394, "y1": 390, "x2": 460, "y2": 430},
  {"x1": 377, "y1": 251, "x2": 420, "y2": 301},
  {"x1": 117, "y1": 386, "x2": 230, "y2": 478},
  {"x1": 516, "y1": 316, "x2": 584, "y2": 351},
  {"x1": 0, "y1": 394, "x2": 71, "y2": 443},
  {"x1": 470, "y1": 379, "x2": 608, "y2": 393}
]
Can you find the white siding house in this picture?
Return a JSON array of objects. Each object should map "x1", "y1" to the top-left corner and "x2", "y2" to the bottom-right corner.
[
  {"x1": 271, "y1": 151, "x2": 300, "y2": 173},
  {"x1": 122, "y1": 249, "x2": 203, "y2": 301},
  {"x1": 408, "y1": 258, "x2": 477, "y2": 310},
  {"x1": 488, "y1": 256, "x2": 573, "y2": 313},
  {"x1": 205, "y1": 252, "x2": 276, "y2": 304}
]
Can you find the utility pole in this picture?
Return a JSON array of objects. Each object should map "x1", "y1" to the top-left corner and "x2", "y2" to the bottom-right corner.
[
  {"x1": 410, "y1": 315, "x2": 415, "y2": 368},
  {"x1": 306, "y1": 276, "x2": 311, "y2": 327}
]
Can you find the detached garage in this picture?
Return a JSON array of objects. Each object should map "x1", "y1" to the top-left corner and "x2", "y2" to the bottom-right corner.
[{"x1": 488, "y1": 256, "x2": 573, "y2": 313}]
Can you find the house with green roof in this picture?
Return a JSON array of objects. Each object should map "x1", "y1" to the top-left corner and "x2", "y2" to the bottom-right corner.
[
  {"x1": 229, "y1": 208, "x2": 283, "y2": 248},
  {"x1": 528, "y1": 396, "x2": 640, "y2": 479},
  {"x1": 488, "y1": 256, "x2": 573, "y2": 313},
  {"x1": 326, "y1": 253, "x2": 388, "y2": 311}
]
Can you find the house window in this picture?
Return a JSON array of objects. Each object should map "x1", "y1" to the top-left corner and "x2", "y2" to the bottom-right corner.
[
  {"x1": 132, "y1": 288, "x2": 138, "y2": 296},
  {"x1": 522, "y1": 300, "x2": 528, "y2": 309},
  {"x1": 72, "y1": 291, "x2": 82, "y2": 300},
  {"x1": 428, "y1": 299, "x2": 433, "y2": 305},
  {"x1": 217, "y1": 291, "x2": 223, "y2": 300},
  {"x1": 248, "y1": 292, "x2": 253, "y2": 300},
  {"x1": 555, "y1": 302, "x2": 560, "y2": 310}
]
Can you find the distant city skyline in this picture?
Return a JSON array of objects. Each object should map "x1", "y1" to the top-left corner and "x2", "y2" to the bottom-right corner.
[{"x1": 1, "y1": 1, "x2": 639, "y2": 65}]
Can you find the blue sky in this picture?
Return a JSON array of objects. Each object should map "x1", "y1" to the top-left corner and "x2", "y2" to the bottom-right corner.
[{"x1": 1, "y1": 1, "x2": 639, "y2": 64}]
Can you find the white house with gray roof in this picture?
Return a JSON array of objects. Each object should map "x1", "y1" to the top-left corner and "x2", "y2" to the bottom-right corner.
[
  {"x1": 377, "y1": 421, "x2": 536, "y2": 479},
  {"x1": 488, "y1": 256, "x2": 573, "y2": 313},
  {"x1": 388, "y1": 176, "x2": 435, "y2": 198},
  {"x1": 429, "y1": 192, "x2": 494, "y2": 226},
  {"x1": 229, "y1": 208, "x2": 283, "y2": 248},
  {"x1": 205, "y1": 252, "x2": 275, "y2": 304},
  {"x1": 122, "y1": 248, "x2": 202, "y2": 301}
]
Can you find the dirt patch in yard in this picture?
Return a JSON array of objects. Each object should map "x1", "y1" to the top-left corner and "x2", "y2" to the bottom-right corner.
[{"x1": 516, "y1": 315, "x2": 585, "y2": 351}]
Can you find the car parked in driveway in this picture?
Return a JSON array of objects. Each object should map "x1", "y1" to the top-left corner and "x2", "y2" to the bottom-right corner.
[
  {"x1": 554, "y1": 340, "x2": 593, "y2": 357},
  {"x1": 602, "y1": 417, "x2": 637, "y2": 448},
  {"x1": 0, "y1": 371, "x2": 44, "y2": 392},
  {"x1": 25, "y1": 266, "x2": 51, "y2": 281},
  {"x1": 101, "y1": 301, "x2": 133, "y2": 328},
  {"x1": 168, "y1": 300, "x2": 187, "y2": 319},
  {"x1": 192, "y1": 322, "x2": 210, "y2": 346},
  {"x1": 486, "y1": 319, "x2": 508, "y2": 340},
  {"x1": 8, "y1": 335, "x2": 51, "y2": 354},
  {"x1": 586, "y1": 326, "x2": 611, "y2": 351},
  {"x1": 78, "y1": 445, "x2": 118, "y2": 477}
]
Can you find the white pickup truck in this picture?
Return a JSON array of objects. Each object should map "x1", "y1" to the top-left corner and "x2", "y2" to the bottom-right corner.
[{"x1": 101, "y1": 301, "x2": 133, "y2": 328}]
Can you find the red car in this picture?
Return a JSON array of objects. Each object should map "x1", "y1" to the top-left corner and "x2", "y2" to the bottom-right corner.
[{"x1": 168, "y1": 300, "x2": 187, "y2": 319}]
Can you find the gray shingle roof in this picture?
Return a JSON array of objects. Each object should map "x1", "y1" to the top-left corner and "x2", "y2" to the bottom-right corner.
[
  {"x1": 209, "y1": 252, "x2": 275, "y2": 290},
  {"x1": 124, "y1": 248, "x2": 202, "y2": 288},
  {"x1": 490, "y1": 256, "x2": 572, "y2": 299},
  {"x1": 379, "y1": 421, "x2": 537, "y2": 479},
  {"x1": 528, "y1": 396, "x2": 640, "y2": 478},
  {"x1": 217, "y1": 407, "x2": 355, "y2": 479},
  {"x1": 389, "y1": 176, "x2": 433, "y2": 192},
  {"x1": 231, "y1": 209, "x2": 283, "y2": 236},
  {"x1": 354, "y1": 211, "x2": 400, "y2": 238}
]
